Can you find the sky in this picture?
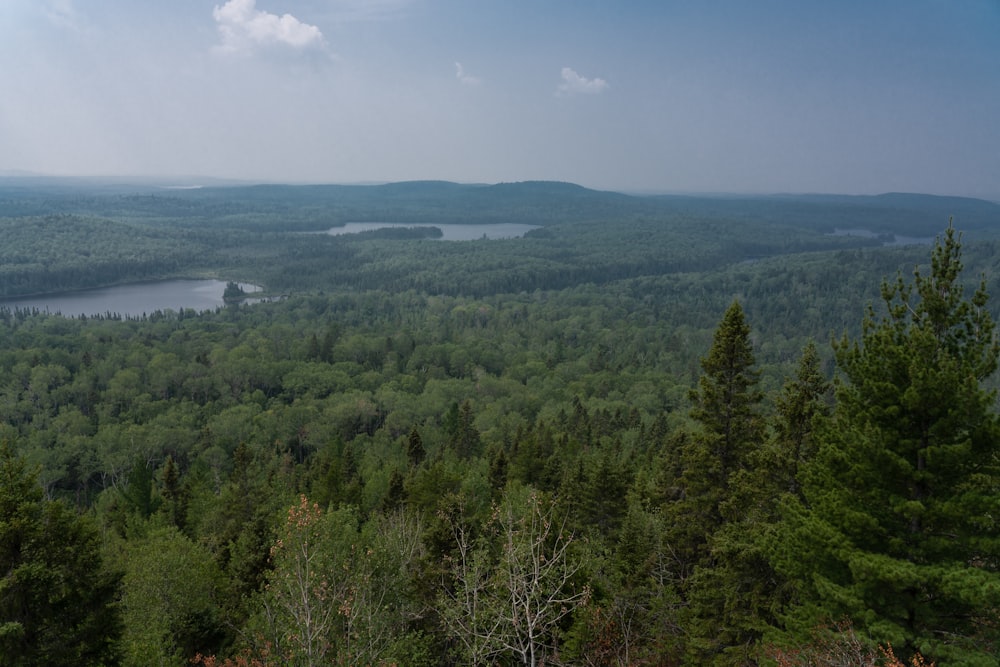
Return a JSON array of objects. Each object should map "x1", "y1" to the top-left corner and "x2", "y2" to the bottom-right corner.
[{"x1": 1, "y1": 0, "x2": 998, "y2": 197}]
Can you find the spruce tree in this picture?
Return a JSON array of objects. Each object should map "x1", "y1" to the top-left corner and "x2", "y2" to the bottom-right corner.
[
  {"x1": 160, "y1": 454, "x2": 186, "y2": 528},
  {"x1": 770, "y1": 340, "x2": 830, "y2": 498},
  {"x1": 688, "y1": 342, "x2": 831, "y2": 665},
  {"x1": 689, "y1": 300, "x2": 763, "y2": 469},
  {"x1": 675, "y1": 300, "x2": 764, "y2": 550},
  {"x1": 666, "y1": 300, "x2": 767, "y2": 664},
  {"x1": 450, "y1": 400, "x2": 482, "y2": 459},
  {"x1": 406, "y1": 426, "x2": 426, "y2": 467},
  {"x1": 771, "y1": 225, "x2": 1000, "y2": 665}
]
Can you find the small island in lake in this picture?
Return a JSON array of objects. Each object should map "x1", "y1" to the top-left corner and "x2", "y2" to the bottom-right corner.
[{"x1": 222, "y1": 281, "x2": 247, "y2": 303}]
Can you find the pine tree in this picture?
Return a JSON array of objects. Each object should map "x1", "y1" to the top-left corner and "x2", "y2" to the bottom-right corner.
[{"x1": 771, "y1": 225, "x2": 1000, "y2": 665}]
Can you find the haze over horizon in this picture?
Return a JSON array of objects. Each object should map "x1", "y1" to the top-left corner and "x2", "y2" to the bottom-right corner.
[{"x1": 2, "y1": 1, "x2": 998, "y2": 199}]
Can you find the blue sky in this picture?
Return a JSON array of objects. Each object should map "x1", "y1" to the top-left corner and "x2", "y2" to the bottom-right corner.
[{"x1": 1, "y1": 0, "x2": 998, "y2": 196}]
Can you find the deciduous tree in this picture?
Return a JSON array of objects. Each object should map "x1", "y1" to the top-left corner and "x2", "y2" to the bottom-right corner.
[
  {"x1": 439, "y1": 486, "x2": 589, "y2": 666},
  {"x1": 0, "y1": 443, "x2": 121, "y2": 667}
]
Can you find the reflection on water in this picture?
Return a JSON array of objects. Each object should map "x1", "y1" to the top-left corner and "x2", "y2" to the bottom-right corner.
[{"x1": 0, "y1": 280, "x2": 261, "y2": 318}]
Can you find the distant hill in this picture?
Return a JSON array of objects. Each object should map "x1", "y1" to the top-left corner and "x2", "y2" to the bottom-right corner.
[
  {"x1": 33, "y1": 180, "x2": 654, "y2": 229},
  {"x1": 789, "y1": 192, "x2": 1000, "y2": 235},
  {"x1": 650, "y1": 191, "x2": 1000, "y2": 237},
  {"x1": 2, "y1": 177, "x2": 998, "y2": 237}
]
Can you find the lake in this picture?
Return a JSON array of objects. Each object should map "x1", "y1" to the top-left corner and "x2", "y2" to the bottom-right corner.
[
  {"x1": 0, "y1": 280, "x2": 261, "y2": 318},
  {"x1": 324, "y1": 222, "x2": 541, "y2": 240},
  {"x1": 829, "y1": 228, "x2": 934, "y2": 246}
]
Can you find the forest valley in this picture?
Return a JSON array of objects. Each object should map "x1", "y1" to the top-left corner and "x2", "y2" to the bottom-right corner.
[{"x1": 2, "y1": 180, "x2": 1000, "y2": 666}]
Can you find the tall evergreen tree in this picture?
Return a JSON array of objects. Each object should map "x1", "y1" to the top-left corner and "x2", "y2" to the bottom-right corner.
[
  {"x1": 450, "y1": 400, "x2": 482, "y2": 459},
  {"x1": 406, "y1": 426, "x2": 426, "y2": 468},
  {"x1": 686, "y1": 342, "x2": 831, "y2": 665},
  {"x1": 159, "y1": 454, "x2": 187, "y2": 528},
  {"x1": 688, "y1": 300, "x2": 764, "y2": 495},
  {"x1": 770, "y1": 340, "x2": 830, "y2": 498},
  {"x1": 665, "y1": 300, "x2": 768, "y2": 664},
  {"x1": 770, "y1": 225, "x2": 1000, "y2": 665},
  {"x1": 672, "y1": 300, "x2": 764, "y2": 559}
]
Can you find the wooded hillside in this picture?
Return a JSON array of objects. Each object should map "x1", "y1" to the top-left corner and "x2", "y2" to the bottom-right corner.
[{"x1": 1, "y1": 180, "x2": 999, "y2": 666}]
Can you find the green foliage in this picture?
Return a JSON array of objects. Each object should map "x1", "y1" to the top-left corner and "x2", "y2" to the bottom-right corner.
[
  {"x1": 668, "y1": 301, "x2": 775, "y2": 664},
  {"x1": 118, "y1": 524, "x2": 231, "y2": 666},
  {"x1": 688, "y1": 300, "x2": 764, "y2": 494},
  {"x1": 4, "y1": 178, "x2": 945, "y2": 301},
  {"x1": 3, "y1": 178, "x2": 1000, "y2": 665},
  {"x1": 772, "y1": 225, "x2": 1000, "y2": 665},
  {"x1": 222, "y1": 281, "x2": 246, "y2": 302},
  {"x1": 406, "y1": 426, "x2": 426, "y2": 467},
  {"x1": 666, "y1": 302, "x2": 764, "y2": 567},
  {"x1": 0, "y1": 443, "x2": 121, "y2": 667},
  {"x1": 769, "y1": 340, "x2": 830, "y2": 497},
  {"x1": 254, "y1": 497, "x2": 426, "y2": 667}
]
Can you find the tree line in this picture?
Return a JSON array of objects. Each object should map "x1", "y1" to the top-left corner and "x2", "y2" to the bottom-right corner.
[{"x1": 9, "y1": 179, "x2": 1000, "y2": 301}]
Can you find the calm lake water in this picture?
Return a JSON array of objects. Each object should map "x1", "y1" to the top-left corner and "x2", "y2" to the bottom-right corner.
[
  {"x1": 324, "y1": 222, "x2": 541, "y2": 240},
  {"x1": 0, "y1": 280, "x2": 260, "y2": 318},
  {"x1": 829, "y1": 228, "x2": 934, "y2": 246}
]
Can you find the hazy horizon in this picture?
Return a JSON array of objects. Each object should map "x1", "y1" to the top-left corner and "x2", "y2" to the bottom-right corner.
[
  {"x1": 4, "y1": 170, "x2": 1000, "y2": 204},
  {"x1": 2, "y1": 1, "x2": 998, "y2": 199}
]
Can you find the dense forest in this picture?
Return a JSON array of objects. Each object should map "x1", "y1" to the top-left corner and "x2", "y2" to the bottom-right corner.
[{"x1": 2, "y1": 178, "x2": 1000, "y2": 666}]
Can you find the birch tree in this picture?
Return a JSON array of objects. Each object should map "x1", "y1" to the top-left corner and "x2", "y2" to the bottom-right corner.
[{"x1": 440, "y1": 486, "x2": 589, "y2": 666}]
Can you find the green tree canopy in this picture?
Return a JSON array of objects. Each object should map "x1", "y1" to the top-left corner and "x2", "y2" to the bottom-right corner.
[
  {"x1": 771, "y1": 225, "x2": 1000, "y2": 665},
  {"x1": 672, "y1": 299, "x2": 765, "y2": 557},
  {"x1": 674, "y1": 300, "x2": 771, "y2": 664},
  {"x1": 0, "y1": 443, "x2": 121, "y2": 667}
]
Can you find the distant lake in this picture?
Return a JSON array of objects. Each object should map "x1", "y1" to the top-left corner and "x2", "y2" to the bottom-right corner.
[
  {"x1": 0, "y1": 280, "x2": 261, "y2": 318},
  {"x1": 324, "y1": 222, "x2": 541, "y2": 240},
  {"x1": 829, "y1": 228, "x2": 934, "y2": 246}
]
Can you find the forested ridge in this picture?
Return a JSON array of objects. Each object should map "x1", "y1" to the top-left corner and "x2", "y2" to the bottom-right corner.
[{"x1": 2, "y1": 180, "x2": 1000, "y2": 665}]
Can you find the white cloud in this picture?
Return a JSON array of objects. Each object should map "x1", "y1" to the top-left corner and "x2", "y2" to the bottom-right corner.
[
  {"x1": 556, "y1": 67, "x2": 608, "y2": 96},
  {"x1": 213, "y1": 0, "x2": 324, "y2": 54},
  {"x1": 455, "y1": 62, "x2": 481, "y2": 86}
]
